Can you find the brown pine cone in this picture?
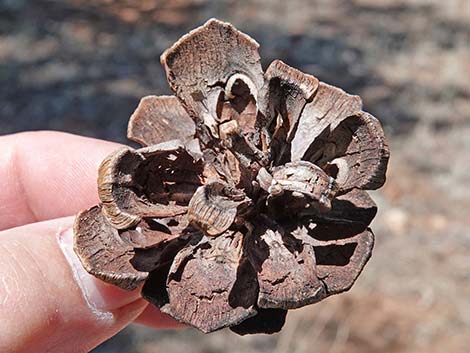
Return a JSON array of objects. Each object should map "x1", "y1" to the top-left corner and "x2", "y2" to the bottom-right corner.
[{"x1": 73, "y1": 19, "x2": 389, "y2": 335}]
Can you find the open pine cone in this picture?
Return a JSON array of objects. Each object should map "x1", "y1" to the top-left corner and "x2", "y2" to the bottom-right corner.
[{"x1": 74, "y1": 19, "x2": 389, "y2": 335}]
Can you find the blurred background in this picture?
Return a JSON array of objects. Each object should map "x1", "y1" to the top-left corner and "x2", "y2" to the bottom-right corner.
[{"x1": 1, "y1": 0, "x2": 469, "y2": 352}]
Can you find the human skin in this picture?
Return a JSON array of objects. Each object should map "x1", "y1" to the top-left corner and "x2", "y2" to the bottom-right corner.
[{"x1": 0, "y1": 131, "x2": 182, "y2": 353}]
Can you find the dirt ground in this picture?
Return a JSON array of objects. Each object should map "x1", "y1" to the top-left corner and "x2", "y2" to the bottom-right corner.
[{"x1": 1, "y1": 1, "x2": 469, "y2": 352}]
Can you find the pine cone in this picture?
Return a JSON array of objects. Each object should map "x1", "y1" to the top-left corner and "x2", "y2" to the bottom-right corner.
[{"x1": 74, "y1": 19, "x2": 389, "y2": 335}]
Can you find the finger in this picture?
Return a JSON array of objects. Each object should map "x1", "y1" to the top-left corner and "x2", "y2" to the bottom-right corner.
[
  {"x1": 0, "y1": 217, "x2": 181, "y2": 353},
  {"x1": 0, "y1": 131, "x2": 122, "y2": 230},
  {"x1": 135, "y1": 305, "x2": 186, "y2": 329}
]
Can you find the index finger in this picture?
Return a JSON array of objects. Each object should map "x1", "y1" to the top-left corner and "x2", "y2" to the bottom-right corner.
[{"x1": 0, "y1": 131, "x2": 122, "y2": 230}]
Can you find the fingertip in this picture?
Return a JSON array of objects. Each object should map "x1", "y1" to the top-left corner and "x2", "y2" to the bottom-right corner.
[
  {"x1": 135, "y1": 304, "x2": 187, "y2": 329},
  {"x1": 0, "y1": 131, "x2": 124, "y2": 230},
  {"x1": 0, "y1": 218, "x2": 147, "y2": 353}
]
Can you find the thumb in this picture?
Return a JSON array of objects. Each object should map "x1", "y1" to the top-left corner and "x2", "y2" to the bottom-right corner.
[{"x1": 0, "y1": 217, "x2": 147, "y2": 353}]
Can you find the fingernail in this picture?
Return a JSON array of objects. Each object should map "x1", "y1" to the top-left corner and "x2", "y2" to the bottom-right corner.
[{"x1": 57, "y1": 227, "x2": 142, "y2": 314}]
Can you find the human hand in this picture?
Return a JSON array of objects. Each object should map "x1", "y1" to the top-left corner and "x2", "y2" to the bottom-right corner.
[{"x1": 0, "y1": 131, "x2": 182, "y2": 353}]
